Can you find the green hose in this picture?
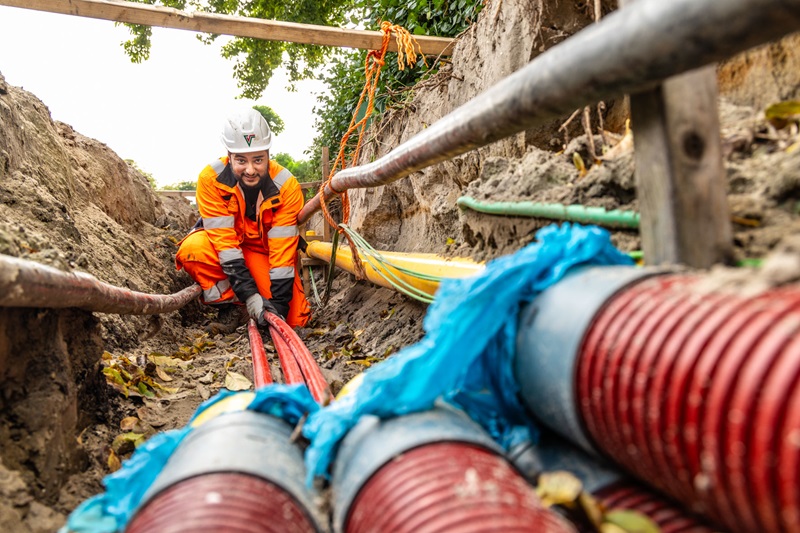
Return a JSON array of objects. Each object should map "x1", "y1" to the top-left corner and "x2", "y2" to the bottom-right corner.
[{"x1": 457, "y1": 196, "x2": 640, "y2": 229}]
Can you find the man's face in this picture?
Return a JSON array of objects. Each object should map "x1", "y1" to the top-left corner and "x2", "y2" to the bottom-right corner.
[{"x1": 230, "y1": 150, "x2": 269, "y2": 188}]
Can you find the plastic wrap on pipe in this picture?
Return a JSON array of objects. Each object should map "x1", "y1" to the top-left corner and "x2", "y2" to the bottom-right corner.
[
  {"x1": 0, "y1": 253, "x2": 201, "y2": 314},
  {"x1": 298, "y1": 0, "x2": 800, "y2": 224}
]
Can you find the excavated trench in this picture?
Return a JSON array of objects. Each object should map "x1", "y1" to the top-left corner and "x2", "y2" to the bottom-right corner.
[{"x1": 2, "y1": 1, "x2": 800, "y2": 530}]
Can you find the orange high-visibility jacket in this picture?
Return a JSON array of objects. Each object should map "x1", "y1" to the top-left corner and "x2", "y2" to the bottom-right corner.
[{"x1": 195, "y1": 156, "x2": 303, "y2": 317}]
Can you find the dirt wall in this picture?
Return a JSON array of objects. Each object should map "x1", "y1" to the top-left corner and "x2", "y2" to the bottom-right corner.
[{"x1": 0, "y1": 71, "x2": 196, "y2": 530}]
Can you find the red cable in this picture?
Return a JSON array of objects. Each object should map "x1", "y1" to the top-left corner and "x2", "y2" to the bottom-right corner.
[
  {"x1": 266, "y1": 313, "x2": 331, "y2": 403},
  {"x1": 247, "y1": 319, "x2": 273, "y2": 387},
  {"x1": 269, "y1": 322, "x2": 306, "y2": 385}
]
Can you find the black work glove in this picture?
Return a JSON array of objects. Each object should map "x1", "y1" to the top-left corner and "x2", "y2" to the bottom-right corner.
[{"x1": 263, "y1": 298, "x2": 282, "y2": 320}]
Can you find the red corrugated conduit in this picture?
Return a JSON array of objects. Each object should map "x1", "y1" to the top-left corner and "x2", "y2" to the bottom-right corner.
[
  {"x1": 345, "y1": 442, "x2": 575, "y2": 533},
  {"x1": 247, "y1": 319, "x2": 273, "y2": 387},
  {"x1": 577, "y1": 276, "x2": 800, "y2": 533},
  {"x1": 126, "y1": 472, "x2": 317, "y2": 533},
  {"x1": 594, "y1": 481, "x2": 714, "y2": 533}
]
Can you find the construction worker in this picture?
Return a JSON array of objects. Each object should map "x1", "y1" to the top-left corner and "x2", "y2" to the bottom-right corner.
[{"x1": 175, "y1": 108, "x2": 311, "y2": 333}]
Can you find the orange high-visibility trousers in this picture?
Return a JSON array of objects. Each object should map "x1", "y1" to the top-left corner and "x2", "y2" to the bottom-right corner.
[{"x1": 175, "y1": 230, "x2": 311, "y2": 328}]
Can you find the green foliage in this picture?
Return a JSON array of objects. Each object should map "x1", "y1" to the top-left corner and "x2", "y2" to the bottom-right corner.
[
  {"x1": 310, "y1": 0, "x2": 483, "y2": 170},
  {"x1": 120, "y1": 0, "x2": 351, "y2": 97},
  {"x1": 253, "y1": 105, "x2": 285, "y2": 135},
  {"x1": 369, "y1": 0, "x2": 483, "y2": 38},
  {"x1": 162, "y1": 180, "x2": 198, "y2": 191},
  {"x1": 125, "y1": 159, "x2": 157, "y2": 189},
  {"x1": 274, "y1": 152, "x2": 318, "y2": 182}
]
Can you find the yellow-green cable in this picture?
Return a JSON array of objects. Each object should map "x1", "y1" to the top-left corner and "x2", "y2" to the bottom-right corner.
[{"x1": 339, "y1": 225, "x2": 435, "y2": 303}]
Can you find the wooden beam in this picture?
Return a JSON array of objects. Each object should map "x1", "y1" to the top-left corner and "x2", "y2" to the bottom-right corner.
[
  {"x1": 321, "y1": 146, "x2": 332, "y2": 244},
  {"x1": 0, "y1": 0, "x2": 455, "y2": 56},
  {"x1": 156, "y1": 190, "x2": 195, "y2": 198},
  {"x1": 629, "y1": 66, "x2": 733, "y2": 268},
  {"x1": 620, "y1": 0, "x2": 733, "y2": 268}
]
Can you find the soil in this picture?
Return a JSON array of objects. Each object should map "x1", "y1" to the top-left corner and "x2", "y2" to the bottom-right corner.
[{"x1": 1, "y1": 2, "x2": 800, "y2": 532}]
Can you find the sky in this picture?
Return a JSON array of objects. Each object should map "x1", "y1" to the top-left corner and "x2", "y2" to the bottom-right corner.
[{"x1": 0, "y1": 5, "x2": 327, "y2": 187}]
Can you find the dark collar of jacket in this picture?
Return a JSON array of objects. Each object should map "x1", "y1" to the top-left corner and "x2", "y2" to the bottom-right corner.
[{"x1": 216, "y1": 162, "x2": 280, "y2": 201}]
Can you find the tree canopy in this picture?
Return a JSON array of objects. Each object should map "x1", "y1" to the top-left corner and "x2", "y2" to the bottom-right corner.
[
  {"x1": 274, "y1": 152, "x2": 316, "y2": 182},
  {"x1": 253, "y1": 105, "x2": 286, "y2": 135},
  {"x1": 161, "y1": 180, "x2": 198, "y2": 191},
  {"x1": 120, "y1": 0, "x2": 352, "y2": 98}
]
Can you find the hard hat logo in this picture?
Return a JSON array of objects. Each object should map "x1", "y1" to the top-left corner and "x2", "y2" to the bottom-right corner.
[{"x1": 220, "y1": 108, "x2": 273, "y2": 154}]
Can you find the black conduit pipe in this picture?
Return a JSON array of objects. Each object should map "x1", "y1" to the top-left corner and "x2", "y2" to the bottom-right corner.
[
  {"x1": 0, "y1": 253, "x2": 201, "y2": 315},
  {"x1": 298, "y1": 0, "x2": 800, "y2": 224}
]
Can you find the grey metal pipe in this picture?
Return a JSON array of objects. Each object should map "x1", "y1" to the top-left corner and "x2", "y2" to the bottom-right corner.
[
  {"x1": 0, "y1": 253, "x2": 201, "y2": 314},
  {"x1": 298, "y1": 0, "x2": 800, "y2": 224}
]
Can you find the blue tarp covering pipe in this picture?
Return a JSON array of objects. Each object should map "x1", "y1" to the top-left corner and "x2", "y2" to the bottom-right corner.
[{"x1": 63, "y1": 223, "x2": 632, "y2": 532}]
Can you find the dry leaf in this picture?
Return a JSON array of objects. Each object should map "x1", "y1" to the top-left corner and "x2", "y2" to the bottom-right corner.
[
  {"x1": 224, "y1": 371, "x2": 252, "y2": 391},
  {"x1": 603, "y1": 510, "x2": 660, "y2": 533},
  {"x1": 600, "y1": 524, "x2": 629, "y2": 533},
  {"x1": 137, "y1": 382, "x2": 155, "y2": 398},
  {"x1": 107, "y1": 449, "x2": 121, "y2": 473},
  {"x1": 148, "y1": 354, "x2": 190, "y2": 368},
  {"x1": 112, "y1": 432, "x2": 146, "y2": 454},
  {"x1": 573, "y1": 152, "x2": 588, "y2": 178},
  {"x1": 120, "y1": 417, "x2": 143, "y2": 432},
  {"x1": 578, "y1": 491, "x2": 605, "y2": 529},
  {"x1": 765, "y1": 100, "x2": 800, "y2": 129},
  {"x1": 536, "y1": 471, "x2": 583, "y2": 508},
  {"x1": 155, "y1": 366, "x2": 173, "y2": 382}
]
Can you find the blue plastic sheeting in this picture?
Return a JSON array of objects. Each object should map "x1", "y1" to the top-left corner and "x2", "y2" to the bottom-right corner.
[
  {"x1": 62, "y1": 384, "x2": 318, "y2": 533},
  {"x1": 303, "y1": 223, "x2": 633, "y2": 482}
]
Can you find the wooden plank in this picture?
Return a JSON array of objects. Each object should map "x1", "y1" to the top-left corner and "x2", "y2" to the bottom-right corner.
[
  {"x1": 630, "y1": 66, "x2": 733, "y2": 268},
  {"x1": 1, "y1": 0, "x2": 455, "y2": 56},
  {"x1": 321, "y1": 146, "x2": 332, "y2": 244},
  {"x1": 156, "y1": 190, "x2": 195, "y2": 198},
  {"x1": 300, "y1": 181, "x2": 321, "y2": 190},
  {"x1": 620, "y1": 0, "x2": 732, "y2": 268}
]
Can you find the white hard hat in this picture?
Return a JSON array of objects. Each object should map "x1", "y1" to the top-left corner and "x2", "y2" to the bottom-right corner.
[{"x1": 220, "y1": 108, "x2": 273, "y2": 154}]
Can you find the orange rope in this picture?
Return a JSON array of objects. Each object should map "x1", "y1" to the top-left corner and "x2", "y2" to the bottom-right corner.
[{"x1": 319, "y1": 21, "x2": 426, "y2": 280}]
